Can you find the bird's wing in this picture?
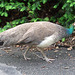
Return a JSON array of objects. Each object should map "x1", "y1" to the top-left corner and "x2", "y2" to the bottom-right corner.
[
  {"x1": 0, "y1": 23, "x2": 33, "y2": 46},
  {"x1": 17, "y1": 23, "x2": 57, "y2": 45}
]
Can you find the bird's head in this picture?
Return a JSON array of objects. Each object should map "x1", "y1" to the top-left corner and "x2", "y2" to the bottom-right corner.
[{"x1": 66, "y1": 22, "x2": 75, "y2": 35}]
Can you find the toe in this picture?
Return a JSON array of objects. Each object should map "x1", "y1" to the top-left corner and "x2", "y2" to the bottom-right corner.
[{"x1": 44, "y1": 57, "x2": 55, "y2": 63}]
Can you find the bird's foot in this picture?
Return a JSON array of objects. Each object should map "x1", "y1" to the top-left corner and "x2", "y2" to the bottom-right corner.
[
  {"x1": 32, "y1": 52, "x2": 55, "y2": 63},
  {"x1": 24, "y1": 56, "x2": 31, "y2": 60},
  {"x1": 43, "y1": 57, "x2": 55, "y2": 63},
  {"x1": 24, "y1": 57, "x2": 31, "y2": 60},
  {"x1": 23, "y1": 54, "x2": 31, "y2": 60},
  {"x1": 32, "y1": 52, "x2": 44, "y2": 59}
]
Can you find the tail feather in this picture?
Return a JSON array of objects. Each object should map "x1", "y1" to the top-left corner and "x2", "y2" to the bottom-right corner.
[{"x1": 0, "y1": 23, "x2": 32, "y2": 47}]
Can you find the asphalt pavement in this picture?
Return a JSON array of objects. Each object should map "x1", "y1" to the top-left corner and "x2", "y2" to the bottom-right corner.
[{"x1": 0, "y1": 46, "x2": 75, "y2": 75}]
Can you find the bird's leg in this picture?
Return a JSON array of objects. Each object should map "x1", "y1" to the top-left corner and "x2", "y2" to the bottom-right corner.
[
  {"x1": 36, "y1": 47, "x2": 55, "y2": 63},
  {"x1": 23, "y1": 46, "x2": 32, "y2": 60},
  {"x1": 32, "y1": 52, "x2": 44, "y2": 59}
]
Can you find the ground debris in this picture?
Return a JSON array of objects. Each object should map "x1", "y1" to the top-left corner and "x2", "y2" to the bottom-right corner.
[
  {"x1": 55, "y1": 33, "x2": 75, "y2": 49},
  {"x1": 67, "y1": 46, "x2": 72, "y2": 51},
  {"x1": 64, "y1": 66, "x2": 69, "y2": 69},
  {"x1": 54, "y1": 50, "x2": 59, "y2": 52},
  {"x1": 68, "y1": 53, "x2": 71, "y2": 56}
]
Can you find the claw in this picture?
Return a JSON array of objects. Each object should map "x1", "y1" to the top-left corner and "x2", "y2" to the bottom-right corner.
[
  {"x1": 43, "y1": 57, "x2": 55, "y2": 63},
  {"x1": 24, "y1": 57, "x2": 31, "y2": 60},
  {"x1": 32, "y1": 52, "x2": 55, "y2": 63},
  {"x1": 23, "y1": 53, "x2": 31, "y2": 60}
]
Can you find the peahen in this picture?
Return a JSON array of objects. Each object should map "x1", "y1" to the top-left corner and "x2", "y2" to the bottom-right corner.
[{"x1": 0, "y1": 21, "x2": 75, "y2": 62}]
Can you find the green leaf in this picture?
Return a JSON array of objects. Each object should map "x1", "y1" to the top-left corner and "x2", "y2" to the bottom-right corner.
[
  {"x1": 2, "y1": 29, "x2": 6, "y2": 32},
  {"x1": 33, "y1": 0, "x2": 36, "y2": 1},
  {"x1": 44, "y1": 17, "x2": 49, "y2": 21},
  {"x1": 0, "y1": 2, "x2": 5, "y2": 7},
  {"x1": 62, "y1": 4, "x2": 67, "y2": 9},
  {"x1": 12, "y1": 21, "x2": 16, "y2": 24},
  {"x1": 64, "y1": 14, "x2": 68, "y2": 18},
  {"x1": 0, "y1": 11, "x2": 2, "y2": 14},
  {"x1": 20, "y1": 7, "x2": 26, "y2": 11},
  {"x1": 20, "y1": 20, "x2": 25, "y2": 23},
  {"x1": 1, "y1": 13, "x2": 4, "y2": 16},
  {"x1": 6, "y1": 6, "x2": 13, "y2": 10},
  {"x1": 42, "y1": 0, "x2": 47, "y2": 4},
  {"x1": 70, "y1": 3, "x2": 74, "y2": 7},
  {"x1": 8, "y1": 6, "x2": 13, "y2": 9},
  {"x1": 10, "y1": 0, "x2": 13, "y2": 1},
  {"x1": 4, "y1": 12, "x2": 8, "y2": 17},
  {"x1": 67, "y1": 0, "x2": 72, "y2": 3},
  {"x1": 53, "y1": 5, "x2": 58, "y2": 8},
  {"x1": 62, "y1": 38, "x2": 65, "y2": 42},
  {"x1": 29, "y1": 11, "x2": 34, "y2": 14},
  {"x1": 23, "y1": 0, "x2": 26, "y2": 1},
  {"x1": 32, "y1": 4, "x2": 36, "y2": 10},
  {"x1": 6, "y1": 24, "x2": 11, "y2": 28},
  {"x1": 12, "y1": 6, "x2": 16, "y2": 9},
  {"x1": 16, "y1": 21, "x2": 19, "y2": 24},
  {"x1": 13, "y1": 25, "x2": 16, "y2": 27},
  {"x1": 6, "y1": 22, "x2": 10, "y2": 25}
]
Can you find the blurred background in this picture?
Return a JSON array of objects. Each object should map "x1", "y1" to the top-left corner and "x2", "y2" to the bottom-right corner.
[{"x1": 0, "y1": 0, "x2": 75, "y2": 32}]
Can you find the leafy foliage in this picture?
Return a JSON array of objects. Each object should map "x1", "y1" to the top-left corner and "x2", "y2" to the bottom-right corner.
[
  {"x1": 0, "y1": 17, "x2": 28, "y2": 32},
  {"x1": 0, "y1": 0, "x2": 75, "y2": 32},
  {"x1": 52, "y1": 0, "x2": 75, "y2": 26}
]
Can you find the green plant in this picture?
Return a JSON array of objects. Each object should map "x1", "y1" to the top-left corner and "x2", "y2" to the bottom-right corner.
[
  {"x1": 0, "y1": 0, "x2": 75, "y2": 32},
  {"x1": 0, "y1": 0, "x2": 49, "y2": 32},
  {"x1": 52, "y1": 0, "x2": 75, "y2": 26}
]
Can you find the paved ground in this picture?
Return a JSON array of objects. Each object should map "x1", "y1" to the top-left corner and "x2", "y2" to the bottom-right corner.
[{"x1": 0, "y1": 46, "x2": 75, "y2": 75}]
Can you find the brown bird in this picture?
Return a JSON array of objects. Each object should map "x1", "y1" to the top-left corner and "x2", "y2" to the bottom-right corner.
[{"x1": 0, "y1": 21, "x2": 75, "y2": 62}]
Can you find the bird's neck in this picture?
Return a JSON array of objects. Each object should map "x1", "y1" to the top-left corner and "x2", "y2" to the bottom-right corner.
[{"x1": 66, "y1": 25, "x2": 74, "y2": 35}]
